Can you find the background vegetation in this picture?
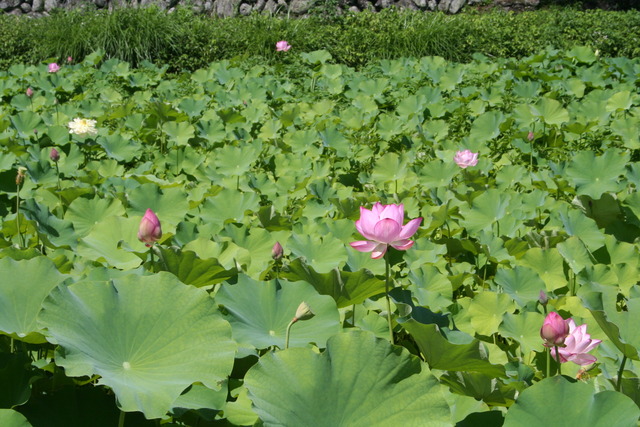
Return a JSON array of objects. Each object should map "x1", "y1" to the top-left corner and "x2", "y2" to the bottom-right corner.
[{"x1": 1, "y1": 6, "x2": 639, "y2": 71}]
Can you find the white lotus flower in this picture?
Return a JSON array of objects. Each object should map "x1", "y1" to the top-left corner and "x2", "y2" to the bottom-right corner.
[{"x1": 68, "y1": 118, "x2": 98, "y2": 136}]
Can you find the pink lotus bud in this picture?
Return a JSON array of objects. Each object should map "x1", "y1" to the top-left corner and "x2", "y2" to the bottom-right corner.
[
  {"x1": 50, "y1": 147, "x2": 60, "y2": 162},
  {"x1": 26, "y1": 87, "x2": 33, "y2": 97},
  {"x1": 275, "y1": 40, "x2": 291, "y2": 52},
  {"x1": 272, "y1": 241, "x2": 283, "y2": 260},
  {"x1": 137, "y1": 209, "x2": 162, "y2": 246},
  {"x1": 454, "y1": 150, "x2": 479, "y2": 169},
  {"x1": 48, "y1": 63, "x2": 60, "y2": 73},
  {"x1": 538, "y1": 290, "x2": 548, "y2": 305},
  {"x1": 540, "y1": 312, "x2": 569, "y2": 347},
  {"x1": 67, "y1": 56, "x2": 73, "y2": 63},
  {"x1": 527, "y1": 131, "x2": 535, "y2": 141}
]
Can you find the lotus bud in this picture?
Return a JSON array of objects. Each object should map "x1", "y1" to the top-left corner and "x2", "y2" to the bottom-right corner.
[
  {"x1": 538, "y1": 290, "x2": 548, "y2": 305},
  {"x1": 540, "y1": 311, "x2": 569, "y2": 347},
  {"x1": 48, "y1": 63, "x2": 60, "y2": 73},
  {"x1": 16, "y1": 167, "x2": 27, "y2": 185},
  {"x1": 67, "y1": 56, "x2": 73, "y2": 63},
  {"x1": 26, "y1": 87, "x2": 33, "y2": 97},
  {"x1": 272, "y1": 241, "x2": 283, "y2": 260},
  {"x1": 50, "y1": 147, "x2": 60, "y2": 163},
  {"x1": 137, "y1": 209, "x2": 162, "y2": 246},
  {"x1": 293, "y1": 301, "x2": 314, "y2": 323},
  {"x1": 527, "y1": 131, "x2": 535, "y2": 141}
]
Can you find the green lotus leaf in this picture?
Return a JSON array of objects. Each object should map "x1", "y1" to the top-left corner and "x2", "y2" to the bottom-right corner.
[
  {"x1": 566, "y1": 46, "x2": 597, "y2": 64},
  {"x1": 0, "y1": 257, "x2": 66, "y2": 342},
  {"x1": 531, "y1": 98, "x2": 569, "y2": 126},
  {"x1": 21, "y1": 199, "x2": 77, "y2": 249},
  {"x1": 402, "y1": 320, "x2": 506, "y2": 377},
  {"x1": 156, "y1": 246, "x2": 237, "y2": 287},
  {"x1": 10, "y1": 111, "x2": 43, "y2": 139},
  {"x1": 0, "y1": 352, "x2": 36, "y2": 408},
  {"x1": 126, "y1": 183, "x2": 190, "y2": 229},
  {"x1": 244, "y1": 331, "x2": 450, "y2": 427},
  {"x1": 606, "y1": 90, "x2": 633, "y2": 112},
  {"x1": 282, "y1": 258, "x2": 385, "y2": 307},
  {"x1": 498, "y1": 312, "x2": 545, "y2": 355},
  {"x1": 503, "y1": 376, "x2": 639, "y2": 427},
  {"x1": 287, "y1": 233, "x2": 348, "y2": 274},
  {"x1": 469, "y1": 110, "x2": 505, "y2": 143},
  {"x1": 171, "y1": 382, "x2": 228, "y2": 420},
  {"x1": 610, "y1": 117, "x2": 640, "y2": 149},
  {"x1": 468, "y1": 292, "x2": 515, "y2": 336},
  {"x1": 518, "y1": 248, "x2": 567, "y2": 291},
  {"x1": 407, "y1": 264, "x2": 453, "y2": 312},
  {"x1": 460, "y1": 189, "x2": 511, "y2": 235},
  {"x1": 493, "y1": 265, "x2": 546, "y2": 307},
  {"x1": 0, "y1": 409, "x2": 32, "y2": 427},
  {"x1": 564, "y1": 150, "x2": 628, "y2": 199},
  {"x1": 216, "y1": 275, "x2": 340, "y2": 349},
  {"x1": 199, "y1": 189, "x2": 259, "y2": 231},
  {"x1": 76, "y1": 216, "x2": 146, "y2": 270},
  {"x1": 37, "y1": 273, "x2": 236, "y2": 419},
  {"x1": 64, "y1": 196, "x2": 126, "y2": 238},
  {"x1": 96, "y1": 134, "x2": 141, "y2": 162},
  {"x1": 556, "y1": 236, "x2": 593, "y2": 274},
  {"x1": 371, "y1": 152, "x2": 410, "y2": 184}
]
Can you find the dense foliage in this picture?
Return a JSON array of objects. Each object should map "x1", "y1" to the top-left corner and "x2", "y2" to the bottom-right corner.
[
  {"x1": 1, "y1": 7, "x2": 640, "y2": 71},
  {"x1": 0, "y1": 46, "x2": 639, "y2": 425}
]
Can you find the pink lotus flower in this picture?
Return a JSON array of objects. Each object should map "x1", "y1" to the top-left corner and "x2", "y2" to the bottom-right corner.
[
  {"x1": 551, "y1": 319, "x2": 601, "y2": 365},
  {"x1": 540, "y1": 312, "x2": 569, "y2": 347},
  {"x1": 272, "y1": 241, "x2": 283, "y2": 260},
  {"x1": 50, "y1": 147, "x2": 60, "y2": 162},
  {"x1": 67, "y1": 56, "x2": 73, "y2": 63},
  {"x1": 48, "y1": 63, "x2": 60, "y2": 73},
  {"x1": 276, "y1": 41, "x2": 291, "y2": 52},
  {"x1": 350, "y1": 202, "x2": 422, "y2": 259},
  {"x1": 26, "y1": 87, "x2": 33, "y2": 97},
  {"x1": 137, "y1": 209, "x2": 162, "y2": 246},
  {"x1": 454, "y1": 150, "x2": 479, "y2": 168}
]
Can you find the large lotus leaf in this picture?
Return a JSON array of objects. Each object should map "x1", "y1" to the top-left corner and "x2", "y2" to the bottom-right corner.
[
  {"x1": 0, "y1": 409, "x2": 31, "y2": 427},
  {"x1": 407, "y1": 264, "x2": 453, "y2": 312},
  {"x1": 76, "y1": 216, "x2": 146, "y2": 270},
  {"x1": 0, "y1": 352, "x2": 35, "y2": 408},
  {"x1": 531, "y1": 98, "x2": 568, "y2": 126},
  {"x1": 0, "y1": 257, "x2": 66, "y2": 343},
  {"x1": 460, "y1": 189, "x2": 510, "y2": 235},
  {"x1": 21, "y1": 199, "x2": 77, "y2": 249},
  {"x1": 556, "y1": 236, "x2": 593, "y2": 274},
  {"x1": 216, "y1": 275, "x2": 340, "y2": 349},
  {"x1": 402, "y1": 320, "x2": 505, "y2": 377},
  {"x1": 469, "y1": 110, "x2": 505, "y2": 143},
  {"x1": 282, "y1": 258, "x2": 385, "y2": 308},
  {"x1": 37, "y1": 273, "x2": 236, "y2": 419},
  {"x1": 162, "y1": 121, "x2": 195, "y2": 147},
  {"x1": 287, "y1": 233, "x2": 348, "y2": 274},
  {"x1": 244, "y1": 331, "x2": 450, "y2": 427},
  {"x1": 371, "y1": 152, "x2": 409, "y2": 184},
  {"x1": 564, "y1": 150, "x2": 628, "y2": 199},
  {"x1": 498, "y1": 312, "x2": 545, "y2": 355},
  {"x1": 493, "y1": 266, "x2": 546, "y2": 307},
  {"x1": 468, "y1": 292, "x2": 515, "y2": 336},
  {"x1": 64, "y1": 196, "x2": 126, "y2": 238},
  {"x1": 96, "y1": 134, "x2": 141, "y2": 162},
  {"x1": 503, "y1": 376, "x2": 639, "y2": 427},
  {"x1": 199, "y1": 189, "x2": 260, "y2": 229},
  {"x1": 156, "y1": 246, "x2": 237, "y2": 287},
  {"x1": 126, "y1": 183, "x2": 190, "y2": 229}
]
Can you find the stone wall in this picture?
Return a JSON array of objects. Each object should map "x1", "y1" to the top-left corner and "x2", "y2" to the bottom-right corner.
[{"x1": 0, "y1": 0, "x2": 539, "y2": 17}]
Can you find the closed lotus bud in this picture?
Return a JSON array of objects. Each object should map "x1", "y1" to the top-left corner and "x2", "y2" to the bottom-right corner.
[
  {"x1": 137, "y1": 209, "x2": 162, "y2": 246},
  {"x1": 527, "y1": 131, "x2": 535, "y2": 141},
  {"x1": 540, "y1": 311, "x2": 569, "y2": 347},
  {"x1": 538, "y1": 290, "x2": 548, "y2": 305},
  {"x1": 67, "y1": 56, "x2": 73, "y2": 63},
  {"x1": 293, "y1": 301, "x2": 314, "y2": 323},
  {"x1": 272, "y1": 241, "x2": 283, "y2": 260},
  {"x1": 16, "y1": 167, "x2": 27, "y2": 185},
  {"x1": 26, "y1": 87, "x2": 33, "y2": 97},
  {"x1": 50, "y1": 147, "x2": 60, "y2": 162}
]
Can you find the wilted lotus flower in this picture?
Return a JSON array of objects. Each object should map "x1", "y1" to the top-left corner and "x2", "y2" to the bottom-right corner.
[
  {"x1": 137, "y1": 209, "x2": 162, "y2": 246},
  {"x1": 527, "y1": 131, "x2": 535, "y2": 141},
  {"x1": 48, "y1": 63, "x2": 60, "y2": 73},
  {"x1": 68, "y1": 118, "x2": 98, "y2": 136},
  {"x1": 50, "y1": 147, "x2": 60, "y2": 162},
  {"x1": 454, "y1": 150, "x2": 479, "y2": 168},
  {"x1": 292, "y1": 301, "x2": 314, "y2": 323},
  {"x1": 540, "y1": 312, "x2": 569, "y2": 347},
  {"x1": 350, "y1": 202, "x2": 422, "y2": 259},
  {"x1": 272, "y1": 241, "x2": 283, "y2": 260},
  {"x1": 275, "y1": 40, "x2": 291, "y2": 52},
  {"x1": 26, "y1": 87, "x2": 33, "y2": 97},
  {"x1": 551, "y1": 319, "x2": 601, "y2": 365}
]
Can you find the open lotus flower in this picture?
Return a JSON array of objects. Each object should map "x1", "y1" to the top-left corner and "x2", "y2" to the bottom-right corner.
[
  {"x1": 454, "y1": 149, "x2": 478, "y2": 168},
  {"x1": 138, "y1": 209, "x2": 162, "y2": 246},
  {"x1": 350, "y1": 202, "x2": 422, "y2": 259},
  {"x1": 48, "y1": 63, "x2": 60, "y2": 73},
  {"x1": 68, "y1": 118, "x2": 98, "y2": 136},
  {"x1": 551, "y1": 319, "x2": 601, "y2": 365},
  {"x1": 540, "y1": 311, "x2": 569, "y2": 347},
  {"x1": 275, "y1": 40, "x2": 291, "y2": 52}
]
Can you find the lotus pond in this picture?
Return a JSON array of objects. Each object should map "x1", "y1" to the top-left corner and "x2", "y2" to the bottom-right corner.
[{"x1": 0, "y1": 46, "x2": 639, "y2": 426}]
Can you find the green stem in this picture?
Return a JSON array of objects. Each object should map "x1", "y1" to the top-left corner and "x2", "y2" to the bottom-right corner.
[
  {"x1": 118, "y1": 410, "x2": 125, "y2": 427},
  {"x1": 554, "y1": 345, "x2": 562, "y2": 376},
  {"x1": 546, "y1": 347, "x2": 551, "y2": 378},
  {"x1": 351, "y1": 304, "x2": 356, "y2": 327},
  {"x1": 616, "y1": 355, "x2": 628, "y2": 392},
  {"x1": 16, "y1": 183, "x2": 24, "y2": 248},
  {"x1": 384, "y1": 251, "x2": 394, "y2": 345},
  {"x1": 284, "y1": 319, "x2": 295, "y2": 349},
  {"x1": 149, "y1": 246, "x2": 155, "y2": 272}
]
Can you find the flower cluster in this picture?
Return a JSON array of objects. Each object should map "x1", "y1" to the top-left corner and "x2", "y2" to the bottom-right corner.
[
  {"x1": 540, "y1": 312, "x2": 601, "y2": 366},
  {"x1": 68, "y1": 118, "x2": 98, "y2": 136},
  {"x1": 350, "y1": 202, "x2": 422, "y2": 259}
]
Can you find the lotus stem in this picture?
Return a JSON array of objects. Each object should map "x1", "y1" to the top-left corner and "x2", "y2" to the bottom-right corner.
[
  {"x1": 546, "y1": 347, "x2": 551, "y2": 378},
  {"x1": 15, "y1": 180, "x2": 24, "y2": 248},
  {"x1": 616, "y1": 355, "x2": 628, "y2": 392},
  {"x1": 554, "y1": 345, "x2": 561, "y2": 376},
  {"x1": 284, "y1": 319, "x2": 295, "y2": 350},
  {"x1": 351, "y1": 304, "x2": 356, "y2": 327},
  {"x1": 384, "y1": 252, "x2": 394, "y2": 344},
  {"x1": 118, "y1": 410, "x2": 125, "y2": 427},
  {"x1": 149, "y1": 246, "x2": 155, "y2": 272}
]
